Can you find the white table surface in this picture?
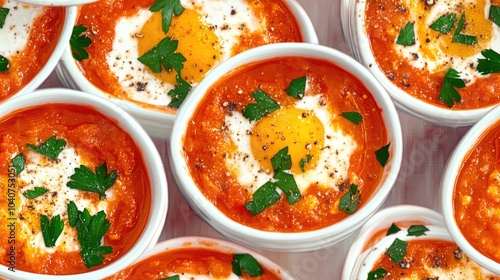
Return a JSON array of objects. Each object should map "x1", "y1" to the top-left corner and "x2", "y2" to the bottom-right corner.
[{"x1": 39, "y1": 0, "x2": 471, "y2": 278}]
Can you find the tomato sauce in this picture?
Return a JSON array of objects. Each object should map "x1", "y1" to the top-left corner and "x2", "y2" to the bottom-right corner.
[
  {"x1": 364, "y1": 0, "x2": 500, "y2": 109},
  {"x1": 75, "y1": 0, "x2": 303, "y2": 114},
  {"x1": 183, "y1": 57, "x2": 388, "y2": 232},
  {"x1": 0, "y1": 104, "x2": 151, "y2": 274},
  {"x1": 107, "y1": 247, "x2": 281, "y2": 280},
  {"x1": 369, "y1": 239, "x2": 499, "y2": 278},
  {"x1": 0, "y1": 5, "x2": 64, "y2": 101},
  {"x1": 454, "y1": 119, "x2": 500, "y2": 263}
]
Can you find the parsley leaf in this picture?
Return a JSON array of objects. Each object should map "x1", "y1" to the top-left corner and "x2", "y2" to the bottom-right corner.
[
  {"x1": 271, "y1": 146, "x2": 292, "y2": 173},
  {"x1": 285, "y1": 76, "x2": 307, "y2": 99},
  {"x1": 477, "y1": 49, "x2": 500, "y2": 75},
  {"x1": 429, "y1": 13, "x2": 456, "y2": 34},
  {"x1": 40, "y1": 214, "x2": 64, "y2": 247},
  {"x1": 67, "y1": 162, "x2": 118, "y2": 199},
  {"x1": 452, "y1": 14, "x2": 478, "y2": 45},
  {"x1": 341, "y1": 111, "x2": 363, "y2": 125},
  {"x1": 438, "y1": 68, "x2": 465, "y2": 107},
  {"x1": 385, "y1": 238, "x2": 408, "y2": 263},
  {"x1": 23, "y1": 187, "x2": 48, "y2": 199},
  {"x1": 167, "y1": 75, "x2": 192, "y2": 108},
  {"x1": 242, "y1": 89, "x2": 280, "y2": 122},
  {"x1": 299, "y1": 154, "x2": 312, "y2": 172},
  {"x1": 160, "y1": 276, "x2": 180, "y2": 280},
  {"x1": 232, "y1": 253, "x2": 264, "y2": 277},
  {"x1": 27, "y1": 136, "x2": 66, "y2": 160},
  {"x1": 274, "y1": 170, "x2": 301, "y2": 204},
  {"x1": 0, "y1": 54, "x2": 9, "y2": 72},
  {"x1": 407, "y1": 224, "x2": 429, "y2": 237},
  {"x1": 489, "y1": 5, "x2": 500, "y2": 27},
  {"x1": 0, "y1": 7, "x2": 8, "y2": 29},
  {"x1": 396, "y1": 22, "x2": 415, "y2": 46},
  {"x1": 386, "y1": 223, "x2": 401, "y2": 236},
  {"x1": 67, "y1": 204, "x2": 113, "y2": 268},
  {"x1": 375, "y1": 143, "x2": 391, "y2": 167},
  {"x1": 149, "y1": 0, "x2": 185, "y2": 34},
  {"x1": 70, "y1": 24, "x2": 92, "y2": 61},
  {"x1": 11, "y1": 153, "x2": 25, "y2": 176},
  {"x1": 368, "y1": 268, "x2": 387, "y2": 280},
  {"x1": 245, "y1": 181, "x2": 281, "y2": 215},
  {"x1": 138, "y1": 37, "x2": 186, "y2": 74},
  {"x1": 338, "y1": 184, "x2": 361, "y2": 214}
]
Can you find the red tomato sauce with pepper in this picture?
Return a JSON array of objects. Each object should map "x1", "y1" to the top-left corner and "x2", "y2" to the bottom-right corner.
[
  {"x1": 0, "y1": 104, "x2": 151, "y2": 274},
  {"x1": 0, "y1": 2, "x2": 64, "y2": 101},
  {"x1": 108, "y1": 247, "x2": 282, "y2": 279},
  {"x1": 364, "y1": 0, "x2": 500, "y2": 109},
  {"x1": 75, "y1": 0, "x2": 303, "y2": 114},
  {"x1": 183, "y1": 57, "x2": 389, "y2": 232},
  {"x1": 454, "y1": 118, "x2": 500, "y2": 264}
]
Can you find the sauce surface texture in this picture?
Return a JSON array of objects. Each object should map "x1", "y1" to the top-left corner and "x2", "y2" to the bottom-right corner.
[
  {"x1": 183, "y1": 57, "x2": 389, "y2": 232},
  {"x1": 0, "y1": 104, "x2": 151, "y2": 274}
]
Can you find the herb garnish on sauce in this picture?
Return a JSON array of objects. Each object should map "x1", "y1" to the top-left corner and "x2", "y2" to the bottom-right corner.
[
  {"x1": 429, "y1": 13, "x2": 456, "y2": 34},
  {"x1": 11, "y1": 153, "x2": 25, "y2": 176},
  {"x1": 477, "y1": 49, "x2": 500, "y2": 75},
  {"x1": 396, "y1": 22, "x2": 415, "y2": 46},
  {"x1": 242, "y1": 89, "x2": 280, "y2": 122},
  {"x1": 341, "y1": 111, "x2": 363, "y2": 125},
  {"x1": 285, "y1": 76, "x2": 307, "y2": 99},
  {"x1": 149, "y1": 0, "x2": 185, "y2": 34},
  {"x1": 67, "y1": 162, "x2": 117, "y2": 200},
  {"x1": 167, "y1": 74, "x2": 192, "y2": 108},
  {"x1": 0, "y1": 55, "x2": 8, "y2": 72},
  {"x1": 27, "y1": 135, "x2": 66, "y2": 160},
  {"x1": 232, "y1": 253, "x2": 264, "y2": 277},
  {"x1": 375, "y1": 143, "x2": 391, "y2": 167},
  {"x1": 70, "y1": 24, "x2": 92, "y2": 61},
  {"x1": 367, "y1": 268, "x2": 388, "y2": 280},
  {"x1": 438, "y1": 68, "x2": 465, "y2": 107},
  {"x1": 338, "y1": 184, "x2": 361, "y2": 215}
]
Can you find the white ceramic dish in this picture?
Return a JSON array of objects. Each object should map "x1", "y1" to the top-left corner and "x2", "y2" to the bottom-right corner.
[
  {"x1": 442, "y1": 104, "x2": 500, "y2": 275},
  {"x1": 109, "y1": 236, "x2": 295, "y2": 279},
  {"x1": 0, "y1": 88, "x2": 168, "y2": 280},
  {"x1": 2, "y1": 4, "x2": 76, "y2": 100},
  {"x1": 169, "y1": 42, "x2": 403, "y2": 252},
  {"x1": 342, "y1": 0, "x2": 498, "y2": 127},
  {"x1": 56, "y1": 0, "x2": 319, "y2": 138}
]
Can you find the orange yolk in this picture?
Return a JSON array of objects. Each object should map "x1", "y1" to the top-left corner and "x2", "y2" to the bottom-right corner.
[
  {"x1": 413, "y1": 0, "x2": 493, "y2": 68},
  {"x1": 138, "y1": 9, "x2": 220, "y2": 84},
  {"x1": 250, "y1": 107, "x2": 325, "y2": 174}
]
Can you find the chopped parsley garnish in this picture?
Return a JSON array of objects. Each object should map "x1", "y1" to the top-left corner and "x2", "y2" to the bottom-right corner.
[
  {"x1": 299, "y1": 154, "x2": 312, "y2": 172},
  {"x1": 341, "y1": 111, "x2": 363, "y2": 125},
  {"x1": 396, "y1": 22, "x2": 415, "y2": 46},
  {"x1": 438, "y1": 68, "x2": 465, "y2": 107},
  {"x1": 67, "y1": 162, "x2": 117, "y2": 199},
  {"x1": 167, "y1": 74, "x2": 192, "y2": 108},
  {"x1": 338, "y1": 184, "x2": 361, "y2": 215},
  {"x1": 0, "y1": 7, "x2": 9, "y2": 29},
  {"x1": 477, "y1": 49, "x2": 500, "y2": 75},
  {"x1": 368, "y1": 268, "x2": 388, "y2": 280},
  {"x1": 67, "y1": 202, "x2": 112, "y2": 268},
  {"x1": 70, "y1": 24, "x2": 92, "y2": 61},
  {"x1": 245, "y1": 147, "x2": 301, "y2": 215},
  {"x1": 27, "y1": 135, "x2": 66, "y2": 160},
  {"x1": 242, "y1": 89, "x2": 280, "y2": 122},
  {"x1": 386, "y1": 223, "x2": 401, "y2": 236},
  {"x1": 160, "y1": 276, "x2": 180, "y2": 280},
  {"x1": 40, "y1": 214, "x2": 64, "y2": 248},
  {"x1": 429, "y1": 13, "x2": 456, "y2": 34},
  {"x1": 149, "y1": 0, "x2": 185, "y2": 34},
  {"x1": 375, "y1": 143, "x2": 390, "y2": 167},
  {"x1": 407, "y1": 224, "x2": 429, "y2": 237},
  {"x1": 138, "y1": 37, "x2": 186, "y2": 74},
  {"x1": 0, "y1": 55, "x2": 9, "y2": 72},
  {"x1": 452, "y1": 14, "x2": 478, "y2": 45},
  {"x1": 232, "y1": 253, "x2": 264, "y2": 277},
  {"x1": 285, "y1": 76, "x2": 307, "y2": 99},
  {"x1": 23, "y1": 187, "x2": 48, "y2": 199},
  {"x1": 11, "y1": 153, "x2": 25, "y2": 176},
  {"x1": 245, "y1": 182, "x2": 281, "y2": 215},
  {"x1": 385, "y1": 238, "x2": 408, "y2": 263},
  {"x1": 489, "y1": 5, "x2": 500, "y2": 27}
]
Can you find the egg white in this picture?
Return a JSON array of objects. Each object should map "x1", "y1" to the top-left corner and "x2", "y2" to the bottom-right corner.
[
  {"x1": 107, "y1": 0, "x2": 263, "y2": 106},
  {"x1": 17, "y1": 148, "x2": 111, "y2": 253},
  {"x1": 224, "y1": 94, "x2": 358, "y2": 195},
  {"x1": 396, "y1": 0, "x2": 500, "y2": 84},
  {"x1": 0, "y1": 1, "x2": 43, "y2": 59}
]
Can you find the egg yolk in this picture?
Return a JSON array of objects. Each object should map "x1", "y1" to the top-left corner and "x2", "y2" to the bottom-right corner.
[
  {"x1": 138, "y1": 9, "x2": 220, "y2": 84},
  {"x1": 250, "y1": 107, "x2": 325, "y2": 174},
  {"x1": 411, "y1": 0, "x2": 492, "y2": 69}
]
